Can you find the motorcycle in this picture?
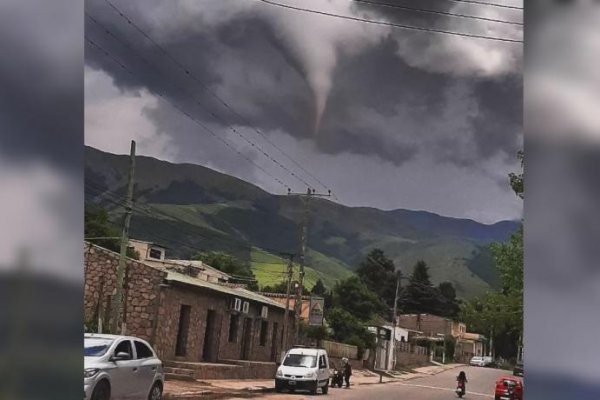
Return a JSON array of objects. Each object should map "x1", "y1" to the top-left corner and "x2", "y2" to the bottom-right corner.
[
  {"x1": 330, "y1": 368, "x2": 344, "y2": 388},
  {"x1": 456, "y1": 381, "x2": 466, "y2": 398}
]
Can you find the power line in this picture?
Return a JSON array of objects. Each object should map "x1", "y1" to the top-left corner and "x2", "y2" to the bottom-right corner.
[
  {"x1": 101, "y1": 0, "x2": 334, "y2": 194},
  {"x1": 352, "y1": 0, "x2": 523, "y2": 26},
  {"x1": 427, "y1": 0, "x2": 522, "y2": 11},
  {"x1": 255, "y1": 0, "x2": 522, "y2": 43},
  {"x1": 87, "y1": 18, "x2": 309, "y2": 191},
  {"x1": 85, "y1": 33, "x2": 292, "y2": 191}
]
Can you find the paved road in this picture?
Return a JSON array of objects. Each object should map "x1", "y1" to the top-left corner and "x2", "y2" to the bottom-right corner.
[{"x1": 227, "y1": 367, "x2": 514, "y2": 400}]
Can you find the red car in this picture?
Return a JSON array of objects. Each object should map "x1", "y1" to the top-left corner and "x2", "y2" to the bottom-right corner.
[{"x1": 494, "y1": 376, "x2": 523, "y2": 400}]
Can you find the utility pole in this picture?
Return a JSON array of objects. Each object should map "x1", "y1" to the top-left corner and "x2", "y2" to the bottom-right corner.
[
  {"x1": 288, "y1": 187, "x2": 331, "y2": 343},
  {"x1": 280, "y1": 252, "x2": 295, "y2": 354},
  {"x1": 111, "y1": 140, "x2": 136, "y2": 334},
  {"x1": 391, "y1": 270, "x2": 401, "y2": 370}
]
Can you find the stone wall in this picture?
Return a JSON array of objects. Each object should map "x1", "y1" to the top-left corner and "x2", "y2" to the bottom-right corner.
[
  {"x1": 394, "y1": 342, "x2": 430, "y2": 368},
  {"x1": 152, "y1": 281, "x2": 292, "y2": 363},
  {"x1": 84, "y1": 242, "x2": 166, "y2": 340},
  {"x1": 84, "y1": 242, "x2": 293, "y2": 365}
]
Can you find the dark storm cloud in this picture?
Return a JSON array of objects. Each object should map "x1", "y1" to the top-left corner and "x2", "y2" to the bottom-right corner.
[{"x1": 85, "y1": 0, "x2": 521, "y2": 168}]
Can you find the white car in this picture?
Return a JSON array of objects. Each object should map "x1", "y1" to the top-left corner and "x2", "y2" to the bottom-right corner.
[
  {"x1": 84, "y1": 334, "x2": 164, "y2": 400},
  {"x1": 275, "y1": 347, "x2": 330, "y2": 394},
  {"x1": 470, "y1": 356, "x2": 493, "y2": 367}
]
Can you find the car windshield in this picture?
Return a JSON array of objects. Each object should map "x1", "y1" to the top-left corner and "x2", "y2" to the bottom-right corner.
[
  {"x1": 84, "y1": 338, "x2": 114, "y2": 357},
  {"x1": 283, "y1": 354, "x2": 317, "y2": 368}
]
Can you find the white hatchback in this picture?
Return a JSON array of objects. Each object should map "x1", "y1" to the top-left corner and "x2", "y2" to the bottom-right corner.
[{"x1": 84, "y1": 334, "x2": 164, "y2": 400}]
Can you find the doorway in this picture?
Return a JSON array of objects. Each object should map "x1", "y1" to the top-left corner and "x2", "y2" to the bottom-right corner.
[
  {"x1": 202, "y1": 309, "x2": 217, "y2": 362},
  {"x1": 175, "y1": 305, "x2": 191, "y2": 357},
  {"x1": 270, "y1": 322, "x2": 278, "y2": 361},
  {"x1": 239, "y1": 317, "x2": 253, "y2": 360}
]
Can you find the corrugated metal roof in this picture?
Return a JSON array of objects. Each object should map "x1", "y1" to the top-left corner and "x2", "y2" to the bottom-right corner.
[{"x1": 165, "y1": 271, "x2": 287, "y2": 310}]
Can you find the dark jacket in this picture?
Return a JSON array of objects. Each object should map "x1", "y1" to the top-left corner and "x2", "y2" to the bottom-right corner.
[{"x1": 343, "y1": 363, "x2": 352, "y2": 377}]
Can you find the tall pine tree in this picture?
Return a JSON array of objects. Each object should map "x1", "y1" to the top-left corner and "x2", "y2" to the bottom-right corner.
[
  {"x1": 356, "y1": 248, "x2": 397, "y2": 308},
  {"x1": 401, "y1": 261, "x2": 442, "y2": 315}
]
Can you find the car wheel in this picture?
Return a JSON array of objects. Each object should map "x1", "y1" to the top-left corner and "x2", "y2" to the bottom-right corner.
[
  {"x1": 148, "y1": 381, "x2": 162, "y2": 400},
  {"x1": 322, "y1": 384, "x2": 329, "y2": 394},
  {"x1": 91, "y1": 380, "x2": 110, "y2": 400}
]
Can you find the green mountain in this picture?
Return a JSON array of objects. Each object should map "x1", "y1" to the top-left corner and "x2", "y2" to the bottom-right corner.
[{"x1": 85, "y1": 146, "x2": 519, "y2": 298}]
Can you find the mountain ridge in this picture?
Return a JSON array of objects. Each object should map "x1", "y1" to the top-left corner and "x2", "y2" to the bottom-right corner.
[{"x1": 84, "y1": 146, "x2": 519, "y2": 298}]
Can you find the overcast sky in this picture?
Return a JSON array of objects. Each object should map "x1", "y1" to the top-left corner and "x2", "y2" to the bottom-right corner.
[{"x1": 84, "y1": 0, "x2": 523, "y2": 223}]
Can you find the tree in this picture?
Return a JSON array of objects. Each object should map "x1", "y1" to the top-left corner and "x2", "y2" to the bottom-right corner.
[
  {"x1": 438, "y1": 281, "x2": 460, "y2": 318},
  {"x1": 311, "y1": 279, "x2": 327, "y2": 296},
  {"x1": 193, "y1": 251, "x2": 258, "y2": 291},
  {"x1": 332, "y1": 276, "x2": 386, "y2": 321},
  {"x1": 261, "y1": 280, "x2": 308, "y2": 294},
  {"x1": 460, "y1": 151, "x2": 523, "y2": 359},
  {"x1": 326, "y1": 308, "x2": 375, "y2": 357},
  {"x1": 85, "y1": 204, "x2": 139, "y2": 259},
  {"x1": 401, "y1": 260, "x2": 442, "y2": 315},
  {"x1": 356, "y1": 249, "x2": 397, "y2": 308}
]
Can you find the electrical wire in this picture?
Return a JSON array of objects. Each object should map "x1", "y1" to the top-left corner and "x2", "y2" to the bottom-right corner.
[
  {"x1": 101, "y1": 0, "x2": 335, "y2": 194},
  {"x1": 427, "y1": 0, "x2": 522, "y2": 11},
  {"x1": 352, "y1": 0, "x2": 523, "y2": 26},
  {"x1": 255, "y1": 0, "x2": 522, "y2": 43},
  {"x1": 85, "y1": 34, "x2": 292, "y2": 192}
]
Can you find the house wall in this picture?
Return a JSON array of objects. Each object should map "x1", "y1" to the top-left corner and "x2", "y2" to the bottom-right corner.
[
  {"x1": 84, "y1": 242, "x2": 293, "y2": 365},
  {"x1": 394, "y1": 342, "x2": 430, "y2": 368},
  {"x1": 152, "y1": 284, "x2": 293, "y2": 363},
  {"x1": 398, "y1": 314, "x2": 453, "y2": 337},
  {"x1": 84, "y1": 242, "x2": 166, "y2": 340}
]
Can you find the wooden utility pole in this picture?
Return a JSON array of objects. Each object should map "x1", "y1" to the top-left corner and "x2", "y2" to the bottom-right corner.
[
  {"x1": 280, "y1": 253, "x2": 295, "y2": 353},
  {"x1": 111, "y1": 140, "x2": 136, "y2": 334},
  {"x1": 391, "y1": 271, "x2": 401, "y2": 369},
  {"x1": 287, "y1": 188, "x2": 331, "y2": 343}
]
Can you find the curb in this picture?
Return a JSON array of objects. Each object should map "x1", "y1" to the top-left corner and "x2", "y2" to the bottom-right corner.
[{"x1": 164, "y1": 365, "x2": 466, "y2": 399}]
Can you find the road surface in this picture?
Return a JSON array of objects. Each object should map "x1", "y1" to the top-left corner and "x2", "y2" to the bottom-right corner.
[{"x1": 227, "y1": 366, "x2": 514, "y2": 400}]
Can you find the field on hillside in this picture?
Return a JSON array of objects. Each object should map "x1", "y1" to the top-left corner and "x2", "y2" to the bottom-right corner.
[{"x1": 250, "y1": 248, "x2": 351, "y2": 291}]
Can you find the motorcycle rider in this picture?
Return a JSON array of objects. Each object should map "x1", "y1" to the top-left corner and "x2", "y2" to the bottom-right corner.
[{"x1": 457, "y1": 370, "x2": 468, "y2": 392}]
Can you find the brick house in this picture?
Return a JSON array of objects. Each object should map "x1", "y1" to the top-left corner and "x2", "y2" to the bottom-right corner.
[
  {"x1": 397, "y1": 313, "x2": 465, "y2": 337},
  {"x1": 397, "y1": 313, "x2": 485, "y2": 362},
  {"x1": 84, "y1": 242, "x2": 293, "y2": 367}
]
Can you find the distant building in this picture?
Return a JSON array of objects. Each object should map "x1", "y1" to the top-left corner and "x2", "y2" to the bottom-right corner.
[
  {"x1": 397, "y1": 313, "x2": 485, "y2": 364},
  {"x1": 129, "y1": 239, "x2": 230, "y2": 283}
]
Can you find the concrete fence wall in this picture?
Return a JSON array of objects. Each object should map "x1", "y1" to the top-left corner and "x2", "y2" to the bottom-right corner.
[
  {"x1": 394, "y1": 342, "x2": 430, "y2": 368},
  {"x1": 321, "y1": 340, "x2": 358, "y2": 360}
]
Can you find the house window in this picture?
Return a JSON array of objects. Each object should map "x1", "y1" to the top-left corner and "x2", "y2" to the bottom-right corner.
[
  {"x1": 149, "y1": 248, "x2": 163, "y2": 260},
  {"x1": 228, "y1": 314, "x2": 239, "y2": 343},
  {"x1": 259, "y1": 321, "x2": 269, "y2": 346}
]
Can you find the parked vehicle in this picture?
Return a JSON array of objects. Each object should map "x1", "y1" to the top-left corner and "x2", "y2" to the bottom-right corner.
[
  {"x1": 275, "y1": 347, "x2": 330, "y2": 395},
  {"x1": 494, "y1": 376, "x2": 523, "y2": 400},
  {"x1": 470, "y1": 356, "x2": 493, "y2": 367},
  {"x1": 469, "y1": 356, "x2": 485, "y2": 367},
  {"x1": 456, "y1": 380, "x2": 466, "y2": 398},
  {"x1": 84, "y1": 333, "x2": 164, "y2": 400},
  {"x1": 513, "y1": 361, "x2": 524, "y2": 377}
]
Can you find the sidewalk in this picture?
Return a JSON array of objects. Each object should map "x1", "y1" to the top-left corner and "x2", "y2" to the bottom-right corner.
[{"x1": 163, "y1": 363, "x2": 464, "y2": 399}]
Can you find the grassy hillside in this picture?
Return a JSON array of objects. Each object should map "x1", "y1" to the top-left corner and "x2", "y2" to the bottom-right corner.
[
  {"x1": 85, "y1": 146, "x2": 519, "y2": 298},
  {"x1": 250, "y1": 248, "x2": 352, "y2": 290}
]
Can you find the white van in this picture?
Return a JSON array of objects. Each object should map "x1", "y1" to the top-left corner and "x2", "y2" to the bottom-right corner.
[{"x1": 275, "y1": 347, "x2": 330, "y2": 394}]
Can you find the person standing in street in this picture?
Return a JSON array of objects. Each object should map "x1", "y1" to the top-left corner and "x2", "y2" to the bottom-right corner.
[{"x1": 342, "y1": 357, "x2": 352, "y2": 388}]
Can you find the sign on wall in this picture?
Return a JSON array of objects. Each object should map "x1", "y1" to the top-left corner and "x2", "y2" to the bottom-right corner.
[{"x1": 308, "y1": 296, "x2": 324, "y2": 326}]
